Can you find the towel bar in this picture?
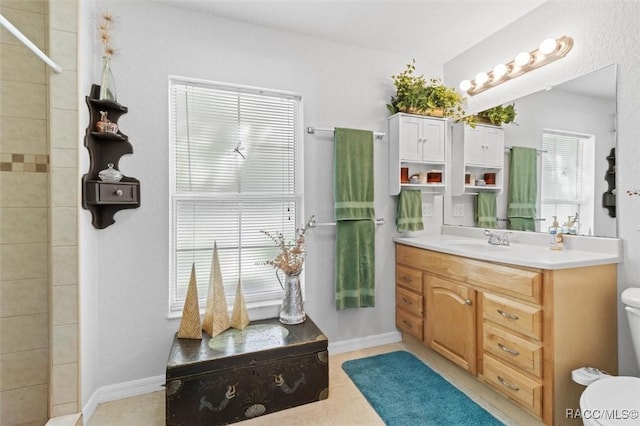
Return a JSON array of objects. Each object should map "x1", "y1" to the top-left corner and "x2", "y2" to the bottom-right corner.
[
  {"x1": 309, "y1": 217, "x2": 385, "y2": 228},
  {"x1": 307, "y1": 126, "x2": 385, "y2": 140}
]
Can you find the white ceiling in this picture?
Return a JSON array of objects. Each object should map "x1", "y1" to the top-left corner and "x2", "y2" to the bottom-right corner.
[{"x1": 155, "y1": 0, "x2": 548, "y2": 65}]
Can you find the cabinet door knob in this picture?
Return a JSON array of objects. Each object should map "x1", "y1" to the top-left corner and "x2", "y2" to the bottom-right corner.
[
  {"x1": 465, "y1": 299, "x2": 472, "y2": 306},
  {"x1": 115, "y1": 189, "x2": 123, "y2": 196}
]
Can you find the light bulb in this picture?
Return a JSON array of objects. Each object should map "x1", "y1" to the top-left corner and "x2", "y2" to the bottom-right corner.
[
  {"x1": 475, "y1": 72, "x2": 489, "y2": 86},
  {"x1": 539, "y1": 38, "x2": 557, "y2": 55},
  {"x1": 492, "y1": 64, "x2": 508, "y2": 79},
  {"x1": 515, "y1": 51, "x2": 532, "y2": 66},
  {"x1": 459, "y1": 80, "x2": 472, "y2": 91}
]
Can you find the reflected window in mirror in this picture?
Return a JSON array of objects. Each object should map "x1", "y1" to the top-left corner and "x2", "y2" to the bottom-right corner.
[{"x1": 540, "y1": 131, "x2": 595, "y2": 235}]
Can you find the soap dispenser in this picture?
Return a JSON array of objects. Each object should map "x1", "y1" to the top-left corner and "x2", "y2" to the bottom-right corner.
[{"x1": 549, "y1": 216, "x2": 563, "y2": 250}]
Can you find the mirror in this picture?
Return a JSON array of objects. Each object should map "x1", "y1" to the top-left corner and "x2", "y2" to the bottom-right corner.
[{"x1": 444, "y1": 64, "x2": 617, "y2": 238}]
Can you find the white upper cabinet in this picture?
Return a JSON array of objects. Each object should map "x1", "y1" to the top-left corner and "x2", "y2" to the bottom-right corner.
[
  {"x1": 451, "y1": 123, "x2": 505, "y2": 196},
  {"x1": 464, "y1": 126, "x2": 504, "y2": 167},
  {"x1": 398, "y1": 115, "x2": 446, "y2": 163},
  {"x1": 389, "y1": 113, "x2": 447, "y2": 196}
]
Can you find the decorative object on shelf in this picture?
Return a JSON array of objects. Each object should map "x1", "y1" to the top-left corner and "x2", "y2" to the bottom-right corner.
[
  {"x1": 259, "y1": 216, "x2": 314, "y2": 324},
  {"x1": 484, "y1": 172, "x2": 496, "y2": 185},
  {"x1": 230, "y1": 278, "x2": 250, "y2": 330},
  {"x1": 459, "y1": 36, "x2": 574, "y2": 96},
  {"x1": 387, "y1": 59, "x2": 472, "y2": 125},
  {"x1": 202, "y1": 242, "x2": 230, "y2": 337},
  {"x1": 96, "y1": 110, "x2": 118, "y2": 133},
  {"x1": 427, "y1": 170, "x2": 443, "y2": 183},
  {"x1": 98, "y1": 163, "x2": 123, "y2": 182},
  {"x1": 177, "y1": 263, "x2": 202, "y2": 340},
  {"x1": 476, "y1": 103, "x2": 517, "y2": 126},
  {"x1": 98, "y1": 11, "x2": 117, "y2": 101}
]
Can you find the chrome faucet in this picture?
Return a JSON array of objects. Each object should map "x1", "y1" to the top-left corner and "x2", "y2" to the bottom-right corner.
[{"x1": 484, "y1": 229, "x2": 512, "y2": 246}]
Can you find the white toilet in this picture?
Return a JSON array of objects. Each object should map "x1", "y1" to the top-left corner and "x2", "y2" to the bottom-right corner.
[{"x1": 575, "y1": 287, "x2": 640, "y2": 425}]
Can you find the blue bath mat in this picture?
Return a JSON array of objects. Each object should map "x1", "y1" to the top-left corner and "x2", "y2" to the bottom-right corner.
[{"x1": 342, "y1": 351, "x2": 504, "y2": 425}]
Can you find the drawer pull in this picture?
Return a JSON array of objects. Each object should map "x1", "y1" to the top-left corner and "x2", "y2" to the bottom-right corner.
[
  {"x1": 497, "y1": 376, "x2": 520, "y2": 391},
  {"x1": 402, "y1": 297, "x2": 412, "y2": 305},
  {"x1": 115, "y1": 189, "x2": 123, "y2": 196},
  {"x1": 402, "y1": 275, "x2": 413, "y2": 283},
  {"x1": 497, "y1": 343, "x2": 520, "y2": 356},
  {"x1": 497, "y1": 309, "x2": 519, "y2": 321},
  {"x1": 402, "y1": 320, "x2": 413, "y2": 329}
]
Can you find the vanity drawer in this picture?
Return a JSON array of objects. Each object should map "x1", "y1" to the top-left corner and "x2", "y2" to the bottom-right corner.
[
  {"x1": 483, "y1": 322, "x2": 542, "y2": 377},
  {"x1": 396, "y1": 308, "x2": 423, "y2": 341},
  {"x1": 466, "y1": 261, "x2": 541, "y2": 304},
  {"x1": 483, "y1": 293, "x2": 542, "y2": 340},
  {"x1": 483, "y1": 354, "x2": 542, "y2": 418},
  {"x1": 397, "y1": 286, "x2": 422, "y2": 316},
  {"x1": 396, "y1": 264, "x2": 422, "y2": 294}
]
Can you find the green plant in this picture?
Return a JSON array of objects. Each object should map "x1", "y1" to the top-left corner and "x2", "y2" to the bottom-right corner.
[
  {"x1": 387, "y1": 59, "x2": 470, "y2": 123},
  {"x1": 477, "y1": 103, "x2": 517, "y2": 126}
]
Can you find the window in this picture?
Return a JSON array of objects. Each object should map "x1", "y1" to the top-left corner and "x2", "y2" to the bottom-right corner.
[
  {"x1": 540, "y1": 130, "x2": 594, "y2": 234},
  {"x1": 169, "y1": 77, "x2": 302, "y2": 313}
]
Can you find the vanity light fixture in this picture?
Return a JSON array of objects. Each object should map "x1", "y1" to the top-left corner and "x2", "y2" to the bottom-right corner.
[{"x1": 459, "y1": 35, "x2": 574, "y2": 96}]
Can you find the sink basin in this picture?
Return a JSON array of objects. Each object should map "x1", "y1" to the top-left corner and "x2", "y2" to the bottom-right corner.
[{"x1": 444, "y1": 239, "x2": 511, "y2": 249}]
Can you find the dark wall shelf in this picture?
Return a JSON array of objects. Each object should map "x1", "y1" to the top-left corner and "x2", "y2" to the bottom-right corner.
[
  {"x1": 82, "y1": 84, "x2": 140, "y2": 229},
  {"x1": 602, "y1": 147, "x2": 615, "y2": 218}
]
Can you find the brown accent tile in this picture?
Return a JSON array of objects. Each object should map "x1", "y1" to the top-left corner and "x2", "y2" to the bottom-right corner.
[
  {"x1": 35, "y1": 154, "x2": 48, "y2": 164},
  {"x1": 12, "y1": 154, "x2": 24, "y2": 162},
  {"x1": 0, "y1": 163, "x2": 12, "y2": 171},
  {"x1": 35, "y1": 163, "x2": 47, "y2": 173}
]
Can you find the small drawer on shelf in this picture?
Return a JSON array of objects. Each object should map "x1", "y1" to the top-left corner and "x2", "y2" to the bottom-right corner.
[
  {"x1": 85, "y1": 181, "x2": 139, "y2": 205},
  {"x1": 396, "y1": 308, "x2": 423, "y2": 341},
  {"x1": 483, "y1": 355, "x2": 542, "y2": 418},
  {"x1": 395, "y1": 265, "x2": 422, "y2": 294},
  {"x1": 397, "y1": 286, "x2": 422, "y2": 316},
  {"x1": 483, "y1": 293, "x2": 542, "y2": 340},
  {"x1": 483, "y1": 322, "x2": 542, "y2": 377}
]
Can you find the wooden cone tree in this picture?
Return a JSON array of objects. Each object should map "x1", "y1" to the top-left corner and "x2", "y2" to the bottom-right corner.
[
  {"x1": 230, "y1": 278, "x2": 250, "y2": 330},
  {"x1": 202, "y1": 242, "x2": 230, "y2": 337},
  {"x1": 177, "y1": 263, "x2": 202, "y2": 339}
]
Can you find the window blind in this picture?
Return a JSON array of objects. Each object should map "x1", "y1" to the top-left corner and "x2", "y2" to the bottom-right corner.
[
  {"x1": 169, "y1": 78, "x2": 301, "y2": 313},
  {"x1": 540, "y1": 132, "x2": 584, "y2": 227}
]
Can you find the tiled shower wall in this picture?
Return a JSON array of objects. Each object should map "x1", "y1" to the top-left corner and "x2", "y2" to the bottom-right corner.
[{"x1": 0, "y1": 0, "x2": 79, "y2": 424}]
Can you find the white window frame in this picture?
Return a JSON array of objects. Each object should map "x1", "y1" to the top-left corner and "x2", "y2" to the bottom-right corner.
[
  {"x1": 540, "y1": 129, "x2": 595, "y2": 234},
  {"x1": 168, "y1": 76, "x2": 304, "y2": 317}
]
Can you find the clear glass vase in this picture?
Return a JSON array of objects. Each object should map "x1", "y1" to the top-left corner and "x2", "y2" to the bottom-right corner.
[
  {"x1": 277, "y1": 271, "x2": 306, "y2": 325},
  {"x1": 99, "y1": 56, "x2": 117, "y2": 102}
]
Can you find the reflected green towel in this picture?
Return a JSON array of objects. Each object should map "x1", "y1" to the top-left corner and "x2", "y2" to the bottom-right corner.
[
  {"x1": 476, "y1": 192, "x2": 497, "y2": 228},
  {"x1": 508, "y1": 147, "x2": 537, "y2": 231},
  {"x1": 334, "y1": 128, "x2": 375, "y2": 310},
  {"x1": 396, "y1": 190, "x2": 424, "y2": 232}
]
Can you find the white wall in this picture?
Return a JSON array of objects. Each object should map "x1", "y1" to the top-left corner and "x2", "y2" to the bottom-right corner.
[
  {"x1": 444, "y1": 0, "x2": 640, "y2": 375},
  {"x1": 79, "y1": 1, "x2": 441, "y2": 391}
]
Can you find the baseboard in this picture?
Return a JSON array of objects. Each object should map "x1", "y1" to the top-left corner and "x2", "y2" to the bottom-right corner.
[
  {"x1": 82, "y1": 374, "x2": 165, "y2": 423},
  {"x1": 328, "y1": 330, "x2": 402, "y2": 354},
  {"x1": 82, "y1": 331, "x2": 401, "y2": 423}
]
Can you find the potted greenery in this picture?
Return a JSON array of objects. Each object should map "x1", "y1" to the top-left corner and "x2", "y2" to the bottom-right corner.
[
  {"x1": 476, "y1": 103, "x2": 517, "y2": 126},
  {"x1": 387, "y1": 59, "x2": 469, "y2": 122}
]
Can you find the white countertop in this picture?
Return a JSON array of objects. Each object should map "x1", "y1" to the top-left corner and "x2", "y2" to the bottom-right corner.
[{"x1": 394, "y1": 227, "x2": 623, "y2": 270}]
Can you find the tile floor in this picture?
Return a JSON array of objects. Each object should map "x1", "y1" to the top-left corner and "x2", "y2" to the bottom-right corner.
[{"x1": 87, "y1": 339, "x2": 545, "y2": 425}]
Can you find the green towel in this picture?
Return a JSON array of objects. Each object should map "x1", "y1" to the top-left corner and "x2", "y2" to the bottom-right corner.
[
  {"x1": 334, "y1": 128, "x2": 375, "y2": 310},
  {"x1": 335, "y1": 220, "x2": 375, "y2": 310},
  {"x1": 508, "y1": 147, "x2": 537, "y2": 231},
  {"x1": 396, "y1": 189, "x2": 424, "y2": 232},
  {"x1": 476, "y1": 192, "x2": 497, "y2": 228}
]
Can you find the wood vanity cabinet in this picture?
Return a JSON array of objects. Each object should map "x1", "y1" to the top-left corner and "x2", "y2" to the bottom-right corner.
[{"x1": 395, "y1": 243, "x2": 618, "y2": 426}]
